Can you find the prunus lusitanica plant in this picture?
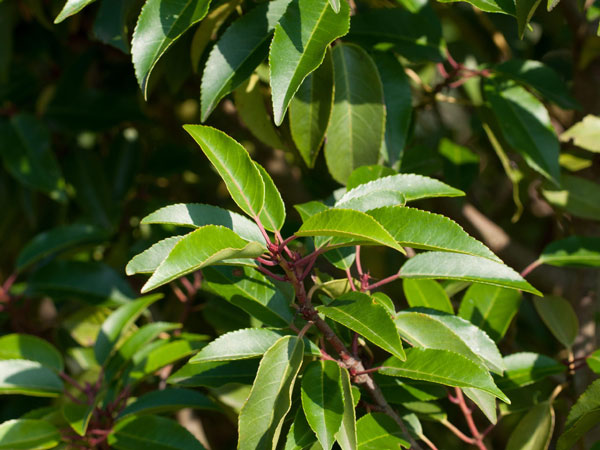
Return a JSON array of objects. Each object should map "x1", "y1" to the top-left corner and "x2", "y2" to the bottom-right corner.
[{"x1": 0, "y1": 0, "x2": 599, "y2": 448}]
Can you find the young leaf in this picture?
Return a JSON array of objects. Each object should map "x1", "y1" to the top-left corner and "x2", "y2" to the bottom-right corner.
[
  {"x1": 557, "y1": 380, "x2": 600, "y2": 450},
  {"x1": 301, "y1": 360, "x2": 345, "y2": 450},
  {"x1": 269, "y1": 0, "x2": 350, "y2": 125},
  {"x1": 458, "y1": 284, "x2": 522, "y2": 342},
  {"x1": 506, "y1": 401, "x2": 554, "y2": 450},
  {"x1": 168, "y1": 359, "x2": 259, "y2": 388},
  {"x1": 119, "y1": 388, "x2": 219, "y2": 418},
  {"x1": 255, "y1": 163, "x2": 286, "y2": 232},
  {"x1": 54, "y1": 0, "x2": 97, "y2": 23},
  {"x1": 238, "y1": 336, "x2": 304, "y2": 450},
  {"x1": 109, "y1": 415, "x2": 206, "y2": 449},
  {"x1": 324, "y1": 43, "x2": 384, "y2": 184},
  {"x1": 200, "y1": 0, "x2": 292, "y2": 121},
  {"x1": 62, "y1": 402, "x2": 96, "y2": 436},
  {"x1": 498, "y1": 352, "x2": 565, "y2": 390},
  {"x1": 560, "y1": 115, "x2": 600, "y2": 153},
  {"x1": 126, "y1": 236, "x2": 183, "y2": 275},
  {"x1": 284, "y1": 408, "x2": 318, "y2": 450},
  {"x1": 533, "y1": 296, "x2": 579, "y2": 349},
  {"x1": 317, "y1": 292, "x2": 406, "y2": 360},
  {"x1": 403, "y1": 279, "x2": 453, "y2": 314},
  {"x1": 399, "y1": 252, "x2": 541, "y2": 296},
  {"x1": 183, "y1": 126, "x2": 265, "y2": 218},
  {"x1": 539, "y1": 236, "x2": 600, "y2": 268},
  {"x1": 0, "y1": 419, "x2": 60, "y2": 450},
  {"x1": 542, "y1": 174, "x2": 600, "y2": 221},
  {"x1": 0, "y1": 334, "x2": 63, "y2": 372},
  {"x1": 131, "y1": 0, "x2": 211, "y2": 97},
  {"x1": 289, "y1": 48, "x2": 334, "y2": 168},
  {"x1": 0, "y1": 360, "x2": 63, "y2": 397},
  {"x1": 335, "y1": 368, "x2": 358, "y2": 450},
  {"x1": 356, "y1": 413, "x2": 409, "y2": 449},
  {"x1": 141, "y1": 226, "x2": 265, "y2": 293}
]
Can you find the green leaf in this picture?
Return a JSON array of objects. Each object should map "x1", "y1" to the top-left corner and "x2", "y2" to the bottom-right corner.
[
  {"x1": 17, "y1": 224, "x2": 108, "y2": 271},
  {"x1": 402, "y1": 279, "x2": 453, "y2": 314},
  {"x1": 516, "y1": 0, "x2": 542, "y2": 38},
  {"x1": 324, "y1": 43, "x2": 384, "y2": 184},
  {"x1": 356, "y1": 413, "x2": 409, "y2": 449},
  {"x1": 0, "y1": 360, "x2": 63, "y2": 397},
  {"x1": 54, "y1": 0, "x2": 97, "y2": 23},
  {"x1": 119, "y1": 388, "x2": 219, "y2": 418},
  {"x1": 436, "y1": 0, "x2": 514, "y2": 13},
  {"x1": 587, "y1": 350, "x2": 600, "y2": 374},
  {"x1": 507, "y1": 401, "x2": 554, "y2": 450},
  {"x1": 0, "y1": 334, "x2": 63, "y2": 372},
  {"x1": 290, "y1": 48, "x2": 334, "y2": 168},
  {"x1": 494, "y1": 59, "x2": 580, "y2": 110},
  {"x1": 533, "y1": 296, "x2": 578, "y2": 349},
  {"x1": 63, "y1": 307, "x2": 111, "y2": 347},
  {"x1": 127, "y1": 340, "x2": 197, "y2": 383},
  {"x1": 131, "y1": 0, "x2": 211, "y2": 97},
  {"x1": 374, "y1": 375, "x2": 446, "y2": 404},
  {"x1": 184, "y1": 125, "x2": 265, "y2": 218},
  {"x1": 296, "y1": 209, "x2": 405, "y2": 253},
  {"x1": 346, "y1": 166, "x2": 396, "y2": 190},
  {"x1": 462, "y1": 388, "x2": 497, "y2": 424},
  {"x1": 484, "y1": 79, "x2": 560, "y2": 184},
  {"x1": 0, "y1": 419, "x2": 60, "y2": 450},
  {"x1": 395, "y1": 308, "x2": 505, "y2": 374},
  {"x1": 140, "y1": 203, "x2": 265, "y2": 243},
  {"x1": 126, "y1": 236, "x2": 184, "y2": 275},
  {"x1": 458, "y1": 284, "x2": 522, "y2": 341},
  {"x1": 255, "y1": 163, "x2": 286, "y2": 232},
  {"x1": 142, "y1": 226, "x2": 265, "y2": 293},
  {"x1": 335, "y1": 368, "x2": 357, "y2": 450},
  {"x1": 202, "y1": 266, "x2": 294, "y2": 327},
  {"x1": 542, "y1": 174, "x2": 600, "y2": 220},
  {"x1": 109, "y1": 415, "x2": 206, "y2": 449},
  {"x1": 557, "y1": 380, "x2": 600, "y2": 450},
  {"x1": 200, "y1": 0, "x2": 292, "y2": 121},
  {"x1": 93, "y1": 0, "x2": 139, "y2": 52},
  {"x1": 539, "y1": 236, "x2": 600, "y2": 267},
  {"x1": 438, "y1": 138, "x2": 480, "y2": 191},
  {"x1": 238, "y1": 336, "x2": 304, "y2": 450},
  {"x1": 284, "y1": 408, "x2": 318, "y2": 450},
  {"x1": 62, "y1": 402, "x2": 95, "y2": 436},
  {"x1": 269, "y1": 0, "x2": 350, "y2": 125},
  {"x1": 317, "y1": 292, "x2": 406, "y2": 360},
  {"x1": 381, "y1": 348, "x2": 509, "y2": 402},
  {"x1": 561, "y1": 115, "x2": 600, "y2": 152},
  {"x1": 399, "y1": 252, "x2": 541, "y2": 296},
  {"x1": 168, "y1": 359, "x2": 259, "y2": 387},
  {"x1": 498, "y1": 352, "x2": 565, "y2": 390},
  {"x1": 301, "y1": 360, "x2": 345, "y2": 450},
  {"x1": 94, "y1": 294, "x2": 162, "y2": 365}
]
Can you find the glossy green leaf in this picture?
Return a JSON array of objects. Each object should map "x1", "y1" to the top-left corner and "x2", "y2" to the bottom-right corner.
[
  {"x1": 131, "y1": 0, "x2": 211, "y2": 97},
  {"x1": 458, "y1": 284, "x2": 522, "y2": 342},
  {"x1": 54, "y1": 0, "x2": 96, "y2": 23},
  {"x1": 255, "y1": 163, "x2": 286, "y2": 232},
  {"x1": 317, "y1": 292, "x2": 406, "y2": 360},
  {"x1": 93, "y1": 0, "x2": 138, "y2": 52},
  {"x1": 0, "y1": 419, "x2": 60, "y2": 449},
  {"x1": 119, "y1": 388, "x2": 218, "y2": 418},
  {"x1": 284, "y1": 408, "x2": 318, "y2": 450},
  {"x1": 290, "y1": 48, "x2": 334, "y2": 168},
  {"x1": 374, "y1": 375, "x2": 447, "y2": 404},
  {"x1": 539, "y1": 236, "x2": 600, "y2": 268},
  {"x1": 0, "y1": 334, "x2": 63, "y2": 372},
  {"x1": 395, "y1": 308, "x2": 504, "y2": 374},
  {"x1": 356, "y1": 413, "x2": 409, "y2": 449},
  {"x1": 335, "y1": 368, "x2": 357, "y2": 450},
  {"x1": 301, "y1": 361, "x2": 345, "y2": 450},
  {"x1": 109, "y1": 415, "x2": 206, "y2": 449},
  {"x1": 142, "y1": 226, "x2": 265, "y2": 293},
  {"x1": 507, "y1": 401, "x2": 554, "y2": 450},
  {"x1": 437, "y1": 0, "x2": 514, "y2": 13},
  {"x1": 560, "y1": 115, "x2": 600, "y2": 152},
  {"x1": 587, "y1": 350, "x2": 600, "y2": 374},
  {"x1": 238, "y1": 336, "x2": 304, "y2": 450},
  {"x1": 200, "y1": 0, "x2": 292, "y2": 121},
  {"x1": 62, "y1": 402, "x2": 95, "y2": 436},
  {"x1": 399, "y1": 252, "x2": 541, "y2": 295},
  {"x1": 324, "y1": 43, "x2": 384, "y2": 184},
  {"x1": 127, "y1": 340, "x2": 197, "y2": 382},
  {"x1": 346, "y1": 166, "x2": 396, "y2": 190},
  {"x1": 381, "y1": 348, "x2": 509, "y2": 402},
  {"x1": 533, "y1": 296, "x2": 578, "y2": 348},
  {"x1": 168, "y1": 359, "x2": 259, "y2": 387},
  {"x1": 269, "y1": 0, "x2": 350, "y2": 125},
  {"x1": 140, "y1": 203, "x2": 265, "y2": 243},
  {"x1": 402, "y1": 279, "x2": 453, "y2": 314},
  {"x1": 0, "y1": 360, "x2": 63, "y2": 397},
  {"x1": 498, "y1": 352, "x2": 565, "y2": 390},
  {"x1": 94, "y1": 294, "x2": 162, "y2": 365},
  {"x1": 126, "y1": 236, "x2": 183, "y2": 275},
  {"x1": 463, "y1": 388, "x2": 497, "y2": 424},
  {"x1": 202, "y1": 266, "x2": 294, "y2": 327},
  {"x1": 557, "y1": 380, "x2": 600, "y2": 450},
  {"x1": 484, "y1": 79, "x2": 560, "y2": 184},
  {"x1": 184, "y1": 125, "x2": 265, "y2": 218},
  {"x1": 542, "y1": 174, "x2": 600, "y2": 220}
]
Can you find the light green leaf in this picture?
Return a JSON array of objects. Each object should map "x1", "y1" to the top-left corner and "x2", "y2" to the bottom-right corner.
[
  {"x1": 284, "y1": 408, "x2": 318, "y2": 450},
  {"x1": 238, "y1": 336, "x2": 304, "y2": 450},
  {"x1": 131, "y1": 0, "x2": 211, "y2": 97},
  {"x1": 587, "y1": 350, "x2": 600, "y2": 374},
  {"x1": 0, "y1": 360, "x2": 63, "y2": 397},
  {"x1": 399, "y1": 252, "x2": 541, "y2": 295},
  {"x1": 269, "y1": 0, "x2": 350, "y2": 125},
  {"x1": 0, "y1": 334, "x2": 63, "y2": 372},
  {"x1": 533, "y1": 296, "x2": 579, "y2": 349},
  {"x1": 458, "y1": 284, "x2": 522, "y2": 342},
  {"x1": 498, "y1": 352, "x2": 565, "y2": 390},
  {"x1": 54, "y1": 0, "x2": 97, "y2": 23},
  {"x1": 142, "y1": 226, "x2": 265, "y2": 293},
  {"x1": 255, "y1": 163, "x2": 286, "y2": 232},
  {"x1": 184, "y1": 125, "x2": 265, "y2": 218},
  {"x1": 200, "y1": 0, "x2": 292, "y2": 121},
  {"x1": 140, "y1": 203, "x2": 265, "y2": 243},
  {"x1": 539, "y1": 236, "x2": 600, "y2": 268},
  {"x1": 317, "y1": 292, "x2": 405, "y2": 360},
  {"x1": 324, "y1": 43, "x2": 384, "y2": 184},
  {"x1": 0, "y1": 419, "x2": 60, "y2": 450},
  {"x1": 335, "y1": 368, "x2": 357, "y2": 450},
  {"x1": 542, "y1": 174, "x2": 600, "y2": 220},
  {"x1": 62, "y1": 402, "x2": 95, "y2": 436},
  {"x1": 127, "y1": 340, "x2": 197, "y2": 383},
  {"x1": 119, "y1": 388, "x2": 218, "y2": 418},
  {"x1": 346, "y1": 166, "x2": 396, "y2": 190},
  {"x1": 109, "y1": 415, "x2": 206, "y2": 449},
  {"x1": 301, "y1": 360, "x2": 345, "y2": 450},
  {"x1": 356, "y1": 413, "x2": 409, "y2": 449},
  {"x1": 168, "y1": 359, "x2": 259, "y2": 387},
  {"x1": 402, "y1": 279, "x2": 453, "y2": 314},
  {"x1": 94, "y1": 294, "x2": 162, "y2": 365},
  {"x1": 561, "y1": 115, "x2": 600, "y2": 152},
  {"x1": 507, "y1": 401, "x2": 554, "y2": 450},
  {"x1": 63, "y1": 307, "x2": 111, "y2": 347},
  {"x1": 381, "y1": 348, "x2": 509, "y2": 402},
  {"x1": 557, "y1": 380, "x2": 600, "y2": 450},
  {"x1": 126, "y1": 236, "x2": 184, "y2": 275},
  {"x1": 462, "y1": 388, "x2": 497, "y2": 424},
  {"x1": 434, "y1": 0, "x2": 514, "y2": 12},
  {"x1": 372, "y1": 292, "x2": 396, "y2": 317},
  {"x1": 290, "y1": 48, "x2": 334, "y2": 168}
]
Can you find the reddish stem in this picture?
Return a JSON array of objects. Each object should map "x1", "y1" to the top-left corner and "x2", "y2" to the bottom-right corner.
[
  {"x1": 520, "y1": 259, "x2": 541, "y2": 278},
  {"x1": 442, "y1": 419, "x2": 477, "y2": 445},
  {"x1": 355, "y1": 246, "x2": 364, "y2": 276},
  {"x1": 253, "y1": 215, "x2": 272, "y2": 245},
  {"x1": 345, "y1": 268, "x2": 357, "y2": 291},
  {"x1": 256, "y1": 256, "x2": 279, "y2": 266},
  {"x1": 455, "y1": 387, "x2": 488, "y2": 450},
  {"x1": 60, "y1": 372, "x2": 87, "y2": 394},
  {"x1": 365, "y1": 273, "x2": 401, "y2": 291},
  {"x1": 255, "y1": 265, "x2": 287, "y2": 282}
]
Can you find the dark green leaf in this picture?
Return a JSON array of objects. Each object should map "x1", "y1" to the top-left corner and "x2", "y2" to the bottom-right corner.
[
  {"x1": 507, "y1": 401, "x2": 554, "y2": 450},
  {"x1": 93, "y1": 0, "x2": 139, "y2": 52},
  {"x1": 335, "y1": 367, "x2": 357, "y2": 450},
  {"x1": 168, "y1": 359, "x2": 259, "y2": 387},
  {"x1": 533, "y1": 296, "x2": 579, "y2": 348},
  {"x1": 356, "y1": 413, "x2": 409, "y2": 449},
  {"x1": 542, "y1": 174, "x2": 600, "y2": 220},
  {"x1": 557, "y1": 380, "x2": 600, "y2": 450},
  {"x1": 54, "y1": 0, "x2": 97, "y2": 23},
  {"x1": 62, "y1": 402, "x2": 95, "y2": 436},
  {"x1": 0, "y1": 334, "x2": 63, "y2": 372},
  {"x1": 346, "y1": 166, "x2": 396, "y2": 190},
  {"x1": 109, "y1": 415, "x2": 206, "y2": 449},
  {"x1": 539, "y1": 236, "x2": 600, "y2": 267},
  {"x1": 515, "y1": 0, "x2": 542, "y2": 38},
  {"x1": 438, "y1": 138, "x2": 480, "y2": 191},
  {"x1": 0, "y1": 419, "x2": 60, "y2": 450},
  {"x1": 127, "y1": 340, "x2": 197, "y2": 383},
  {"x1": 436, "y1": 0, "x2": 514, "y2": 15},
  {"x1": 0, "y1": 360, "x2": 63, "y2": 397},
  {"x1": 119, "y1": 388, "x2": 219, "y2": 418},
  {"x1": 497, "y1": 353, "x2": 565, "y2": 390},
  {"x1": 403, "y1": 279, "x2": 453, "y2": 314},
  {"x1": 284, "y1": 408, "x2": 318, "y2": 450},
  {"x1": 587, "y1": 350, "x2": 600, "y2": 374}
]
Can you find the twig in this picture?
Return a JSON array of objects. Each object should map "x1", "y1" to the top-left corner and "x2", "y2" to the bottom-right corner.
[
  {"x1": 345, "y1": 268, "x2": 357, "y2": 291},
  {"x1": 455, "y1": 387, "x2": 487, "y2": 450},
  {"x1": 255, "y1": 265, "x2": 286, "y2": 282},
  {"x1": 365, "y1": 273, "x2": 401, "y2": 291},
  {"x1": 441, "y1": 419, "x2": 477, "y2": 445},
  {"x1": 355, "y1": 246, "x2": 364, "y2": 276},
  {"x1": 521, "y1": 259, "x2": 541, "y2": 278}
]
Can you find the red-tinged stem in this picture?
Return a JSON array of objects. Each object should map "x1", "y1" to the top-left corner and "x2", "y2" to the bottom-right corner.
[
  {"x1": 345, "y1": 268, "x2": 357, "y2": 291},
  {"x1": 352, "y1": 332, "x2": 359, "y2": 356},
  {"x1": 180, "y1": 276, "x2": 195, "y2": 296},
  {"x1": 276, "y1": 232, "x2": 295, "y2": 259},
  {"x1": 441, "y1": 419, "x2": 477, "y2": 444},
  {"x1": 355, "y1": 246, "x2": 364, "y2": 276},
  {"x1": 353, "y1": 366, "x2": 383, "y2": 376},
  {"x1": 255, "y1": 265, "x2": 286, "y2": 282},
  {"x1": 60, "y1": 372, "x2": 87, "y2": 394},
  {"x1": 299, "y1": 253, "x2": 320, "y2": 280},
  {"x1": 253, "y1": 215, "x2": 272, "y2": 245},
  {"x1": 63, "y1": 390, "x2": 83, "y2": 404},
  {"x1": 437, "y1": 62, "x2": 450, "y2": 78},
  {"x1": 446, "y1": 49, "x2": 460, "y2": 68},
  {"x1": 295, "y1": 247, "x2": 326, "y2": 267},
  {"x1": 365, "y1": 273, "x2": 401, "y2": 291},
  {"x1": 170, "y1": 284, "x2": 187, "y2": 303},
  {"x1": 298, "y1": 322, "x2": 313, "y2": 339},
  {"x1": 256, "y1": 256, "x2": 279, "y2": 266},
  {"x1": 455, "y1": 387, "x2": 488, "y2": 450},
  {"x1": 421, "y1": 434, "x2": 440, "y2": 450},
  {"x1": 520, "y1": 259, "x2": 541, "y2": 278},
  {"x1": 278, "y1": 235, "x2": 297, "y2": 249}
]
